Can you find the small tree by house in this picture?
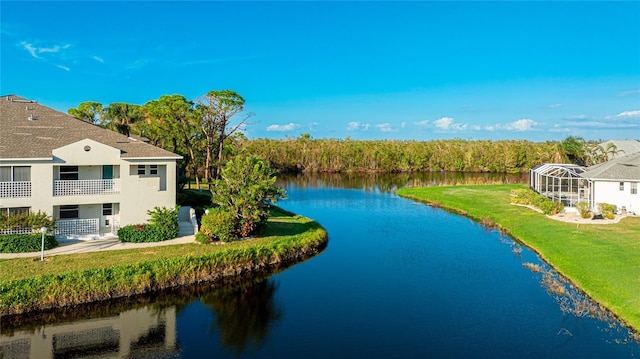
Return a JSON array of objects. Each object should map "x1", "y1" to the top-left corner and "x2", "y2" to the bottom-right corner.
[{"x1": 198, "y1": 156, "x2": 286, "y2": 242}]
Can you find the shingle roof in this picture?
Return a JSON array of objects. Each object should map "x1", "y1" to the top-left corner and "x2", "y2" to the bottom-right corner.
[
  {"x1": 598, "y1": 140, "x2": 640, "y2": 159},
  {"x1": 581, "y1": 152, "x2": 640, "y2": 181},
  {"x1": 0, "y1": 95, "x2": 181, "y2": 160}
]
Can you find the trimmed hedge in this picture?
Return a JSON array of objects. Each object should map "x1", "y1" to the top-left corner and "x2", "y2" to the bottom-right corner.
[
  {"x1": 117, "y1": 224, "x2": 170, "y2": 243},
  {"x1": 0, "y1": 234, "x2": 57, "y2": 253}
]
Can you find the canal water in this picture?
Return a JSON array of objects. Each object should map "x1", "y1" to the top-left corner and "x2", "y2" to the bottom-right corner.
[{"x1": 1, "y1": 173, "x2": 638, "y2": 358}]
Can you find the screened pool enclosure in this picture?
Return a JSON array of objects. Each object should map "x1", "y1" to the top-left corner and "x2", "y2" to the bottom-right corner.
[{"x1": 529, "y1": 164, "x2": 591, "y2": 207}]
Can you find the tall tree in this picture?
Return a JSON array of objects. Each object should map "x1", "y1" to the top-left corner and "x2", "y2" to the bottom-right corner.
[
  {"x1": 103, "y1": 103, "x2": 142, "y2": 137},
  {"x1": 142, "y1": 95, "x2": 202, "y2": 187},
  {"x1": 67, "y1": 101, "x2": 104, "y2": 126},
  {"x1": 197, "y1": 90, "x2": 253, "y2": 185}
]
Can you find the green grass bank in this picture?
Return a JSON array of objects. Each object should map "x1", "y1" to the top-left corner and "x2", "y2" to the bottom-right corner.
[
  {"x1": 0, "y1": 207, "x2": 327, "y2": 316},
  {"x1": 397, "y1": 184, "x2": 640, "y2": 332}
]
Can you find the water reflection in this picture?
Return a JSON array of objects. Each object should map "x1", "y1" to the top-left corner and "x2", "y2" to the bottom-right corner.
[
  {"x1": 201, "y1": 279, "x2": 282, "y2": 357},
  {"x1": 0, "y1": 277, "x2": 281, "y2": 359},
  {"x1": 0, "y1": 306, "x2": 178, "y2": 358},
  {"x1": 280, "y1": 171, "x2": 528, "y2": 192}
]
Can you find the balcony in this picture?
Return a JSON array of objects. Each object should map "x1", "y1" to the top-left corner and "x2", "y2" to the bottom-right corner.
[
  {"x1": 55, "y1": 218, "x2": 100, "y2": 237},
  {"x1": 54, "y1": 179, "x2": 120, "y2": 197},
  {"x1": 55, "y1": 216, "x2": 120, "y2": 238},
  {"x1": 0, "y1": 181, "x2": 32, "y2": 198}
]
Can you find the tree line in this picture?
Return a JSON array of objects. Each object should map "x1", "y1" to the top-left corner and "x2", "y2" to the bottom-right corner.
[
  {"x1": 70, "y1": 91, "x2": 610, "y2": 179},
  {"x1": 241, "y1": 136, "x2": 564, "y2": 173}
]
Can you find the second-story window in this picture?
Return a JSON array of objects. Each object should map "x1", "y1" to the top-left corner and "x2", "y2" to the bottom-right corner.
[
  {"x1": 137, "y1": 165, "x2": 146, "y2": 175},
  {"x1": 150, "y1": 165, "x2": 158, "y2": 175},
  {"x1": 60, "y1": 166, "x2": 79, "y2": 180},
  {"x1": 0, "y1": 166, "x2": 31, "y2": 181}
]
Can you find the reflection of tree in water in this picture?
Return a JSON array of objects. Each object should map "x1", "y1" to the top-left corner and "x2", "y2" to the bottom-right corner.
[
  {"x1": 280, "y1": 172, "x2": 527, "y2": 193},
  {"x1": 200, "y1": 279, "x2": 282, "y2": 357}
]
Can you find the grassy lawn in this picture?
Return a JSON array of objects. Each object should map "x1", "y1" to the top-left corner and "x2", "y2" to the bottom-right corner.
[
  {"x1": 0, "y1": 207, "x2": 322, "y2": 282},
  {"x1": 398, "y1": 184, "x2": 640, "y2": 331},
  {"x1": 0, "y1": 207, "x2": 327, "y2": 314}
]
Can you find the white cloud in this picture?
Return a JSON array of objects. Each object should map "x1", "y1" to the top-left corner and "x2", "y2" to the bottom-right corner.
[
  {"x1": 346, "y1": 121, "x2": 370, "y2": 131},
  {"x1": 39, "y1": 44, "x2": 69, "y2": 53},
  {"x1": 92, "y1": 55, "x2": 105, "y2": 63},
  {"x1": 266, "y1": 123, "x2": 299, "y2": 132},
  {"x1": 566, "y1": 114, "x2": 586, "y2": 120},
  {"x1": 376, "y1": 123, "x2": 396, "y2": 132},
  {"x1": 615, "y1": 110, "x2": 640, "y2": 119},
  {"x1": 20, "y1": 41, "x2": 39, "y2": 58},
  {"x1": 20, "y1": 41, "x2": 70, "y2": 59},
  {"x1": 472, "y1": 125, "x2": 481, "y2": 131},
  {"x1": 400, "y1": 122, "x2": 406, "y2": 129},
  {"x1": 414, "y1": 119, "x2": 429, "y2": 128},
  {"x1": 434, "y1": 117, "x2": 454, "y2": 130},
  {"x1": 504, "y1": 119, "x2": 537, "y2": 131},
  {"x1": 308, "y1": 122, "x2": 319, "y2": 131},
  {"x1": 56, "y1": 65, "x2": 70, "y2": 71},
  {"x1": 434, "y1": 117, "x2": 467, "y2": 131},
  {"x1": 547, "y1": 103, "x2": 563, "y2": 109}
]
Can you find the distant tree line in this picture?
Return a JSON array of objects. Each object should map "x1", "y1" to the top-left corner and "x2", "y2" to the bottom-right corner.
[
  {"x1": 70, "y1": 92, "x2": 615, "y2": 178},
  {"x1": 241, "y1": 136, "x2": 564, "y2": 173}
]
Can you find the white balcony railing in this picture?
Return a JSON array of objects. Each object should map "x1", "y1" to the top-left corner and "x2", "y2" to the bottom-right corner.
[
  {"x1": 0, "y1": 227, "x2": 34, "y2": 235},
  {"x1": 54, "y1": 179, "x2": 120, "y2": 196},
  {"x1": 55, "y1": 218, "x2": 99, "y2": 237},
  {"x1": 0, "y1": 181, "x2": 32, "y2": 198}
]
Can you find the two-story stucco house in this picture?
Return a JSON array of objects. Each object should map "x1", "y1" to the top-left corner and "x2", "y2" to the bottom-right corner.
[{"x1": 0, "y1": 95, "x2": 182, "y2": 239}]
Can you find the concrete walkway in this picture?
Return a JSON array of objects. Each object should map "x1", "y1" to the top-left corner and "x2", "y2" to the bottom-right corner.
[{"x1": 0, "y1": 235, "x2": 196, "y2": 259}]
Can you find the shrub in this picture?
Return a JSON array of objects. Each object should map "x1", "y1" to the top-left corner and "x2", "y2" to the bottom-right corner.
[
  {"x1": 598, "y1": 203, "x2": 615, "y2": 220},
  {"x1": 177, "y1": 189, "x2": 213, "y2": 207},
  {"x1": 147, "y1": 206, "x2": 179, "y2": 240},
  {"x1": 199, "y1": 207, "x2": 237, "y2": 243},
  {"x1": 118, "y1": 224, "x2": 168, "y2": 243},
  {"x1": 576, "y1": 202, "x2": 592, "y2": 219},
  {"x1": 0, "y1": 234, "x2": 57, "y2": 253},
  {"x1": 0, "y1": 211, "x2": 55, "y2": 233},
  {"x1": 510, "y1": 188, "x2": 564, "y2": 215},
  {"x1": 211, "y1": 156, "x2": 287, "y2": 240}
]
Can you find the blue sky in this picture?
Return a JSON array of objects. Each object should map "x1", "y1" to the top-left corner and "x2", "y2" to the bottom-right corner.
[{"x1": 2, "y1": 1, "x2": 639, "y2": 142}]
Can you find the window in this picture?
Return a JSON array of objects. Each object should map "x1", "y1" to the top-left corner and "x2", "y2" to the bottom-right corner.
[
  {"x1": 0, "y1": 167, "x2": 9, "y2": 182},
  {"x1": 137, "y1": 165, "x2": 146, "y2": 175},
  {"x1": 2, "y1": 207, "x2": 30, "y2": 216},
  {"x1": 620, "y1": 182, "x2": 625, "y2": 191},
  {"x1": 632, "y1": 183, "x2": 638, "y2": 195},
  {"x1": 60, "y1": 166, "x2": 79, "y2": 181},
  {"x1": 102, "y1": 203, "x2": 113, "y2": 216},
  {"x1": 150, "y1": 165, "x2": 158, "y2": 175},
  {"x1": 0, "y1": 166, "x2": 31, "y2": 181},
  {"x1": 59, "y1": 205, "x2": 79, "y2": 219}
]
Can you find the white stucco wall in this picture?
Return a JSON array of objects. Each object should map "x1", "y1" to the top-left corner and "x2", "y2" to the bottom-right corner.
[
  {"x1": 592, "y1": 180, "x2": 640, "y2": 214},
  {"x1": 1, "y1": 138, "x2": 178, "y2": 230}
]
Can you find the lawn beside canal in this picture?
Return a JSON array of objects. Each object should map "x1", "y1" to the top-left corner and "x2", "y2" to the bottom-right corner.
[
  {"x1": 398, "y1": 184, "x2": 640, "y2": 332},
  {"x1": 0, "y1": 207, "x2": 327, "y2": 315}
]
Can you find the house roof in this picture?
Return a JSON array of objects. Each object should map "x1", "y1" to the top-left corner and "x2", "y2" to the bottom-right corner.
[
  {"x1": 0, "y1": 95, "x2": 181, "y2": 160},
  {"x1": 581, "y1": 152, "x2": 640, "y2": 181},
  {"x1": 598, "y1": 139, "x2": 640, "y2": 159}
]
